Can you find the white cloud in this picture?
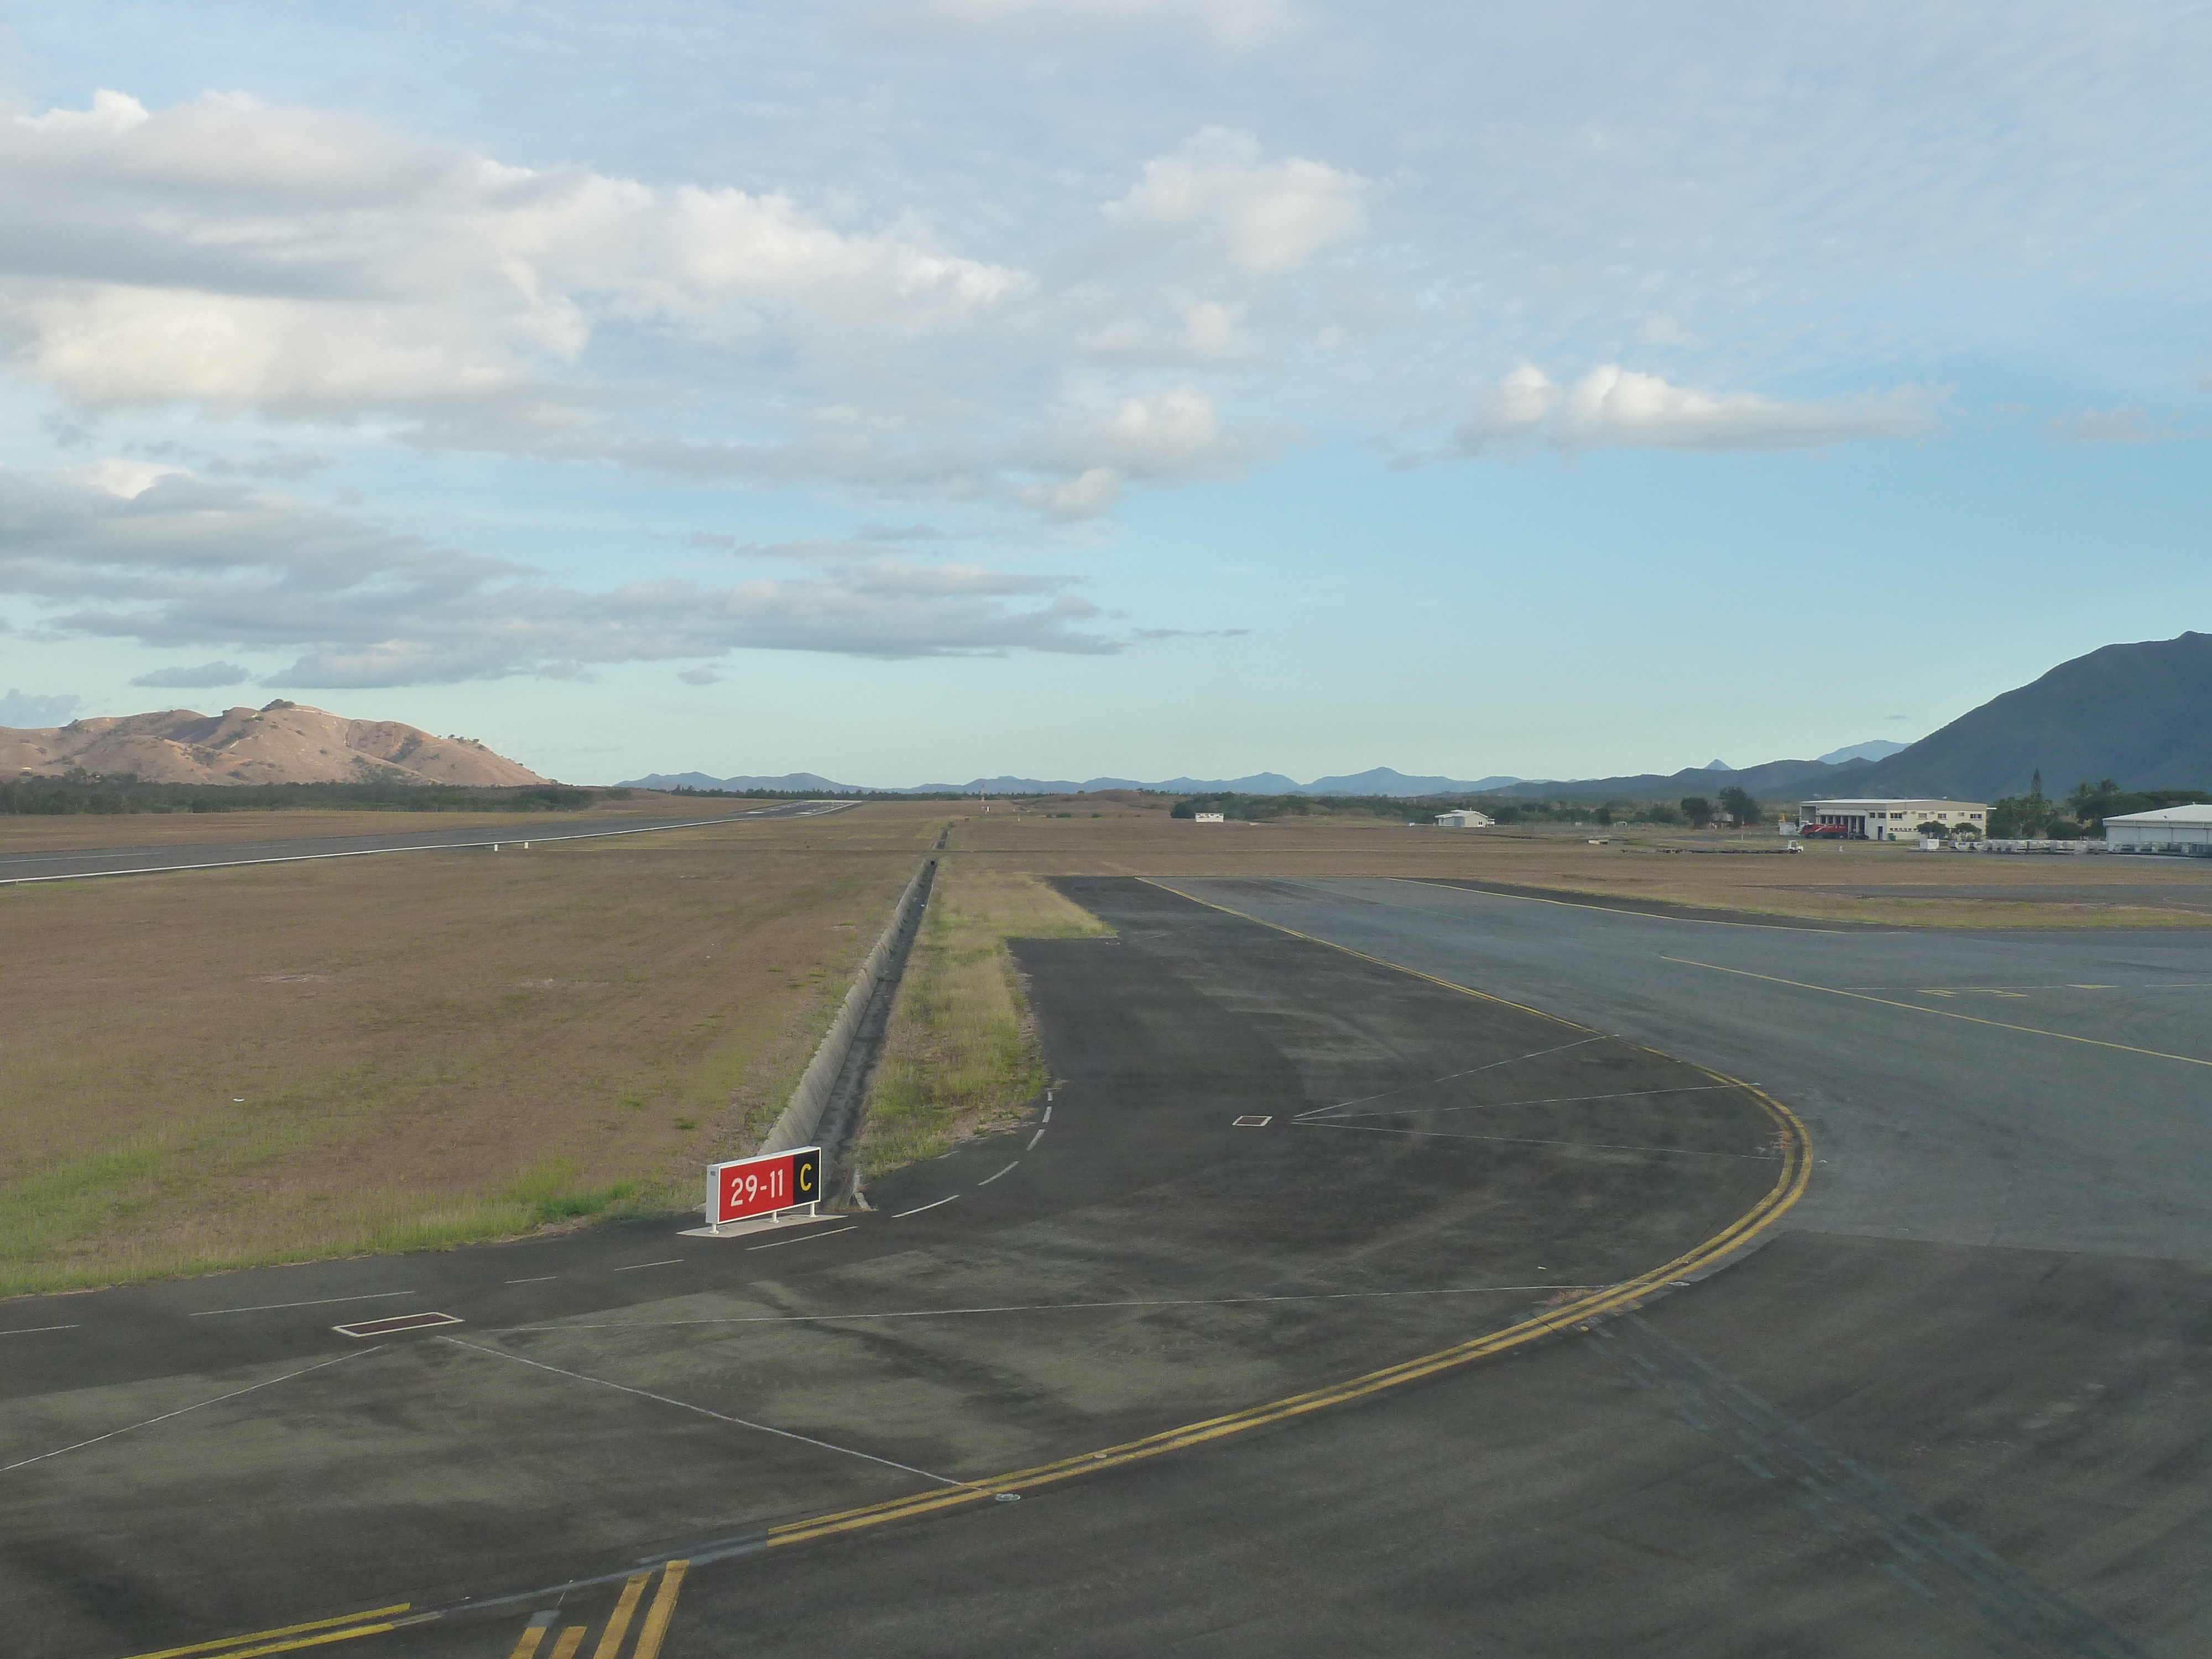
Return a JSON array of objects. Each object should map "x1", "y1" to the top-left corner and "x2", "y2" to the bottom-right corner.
[
  {"x1": 1452, "y1": 364, "x2": 1939, "y2": 455},
  {"x1": 0, "y1": 463, "x2": 1123, "y2": 685},
  {"x1": 0, "y1": 92, "x2": 1329, "y2": 514},
  {"x1": 131, "y1": 661, "x2": 251, "y2": 688},
  {"x1": 1100, "y1": 129, "x2": 1369, "y2": 275},
  {"x1": 2049, "y1": 407, "x2": 2203, "y2": 445},
  {"x1": 869, "y1": 0, "x2": 1306, "y2": 52}
]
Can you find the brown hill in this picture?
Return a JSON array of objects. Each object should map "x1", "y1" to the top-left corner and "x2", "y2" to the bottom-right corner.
[{"x1": 0, "y1": 700, "x2": 547, "y2": 787}]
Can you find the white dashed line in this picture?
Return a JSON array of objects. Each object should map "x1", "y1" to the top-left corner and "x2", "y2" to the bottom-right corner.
[
  {"x1": 746, "y1": 1227, "x2": 858, "y2": 1250},
  {"x1": 892, "y1": 1195, "x2": 960, "y2": 1218},
  {"x1": 190, "y1": 1291, "x2": 415, "y2": 1317},
  {"x1": 1027, "y1": 1126, "x2": 1047, "y2": 1150},
  {"x1": 976, "y1": 1162, "x2": 1019, "y2": 1186},
  {"x1": 615, "y1": 1259, "x2": 685, "y2": 1271},
  {"x1": 0, "y1": 1324, "x2": 79, "y2": 1337},
  {"x1": 504, "y1": 1276, "x2": 559, "y2": 1285}
]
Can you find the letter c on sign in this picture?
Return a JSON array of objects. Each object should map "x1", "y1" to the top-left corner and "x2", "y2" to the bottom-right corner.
[{"x1": 798, "y1": 1161, "x2": 815, "y2": 1193}]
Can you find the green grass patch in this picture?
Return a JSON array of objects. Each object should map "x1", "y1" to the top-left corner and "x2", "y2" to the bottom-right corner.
[{"x1": 858, "y1": 870, "x2": 1110, "y2": 1179}]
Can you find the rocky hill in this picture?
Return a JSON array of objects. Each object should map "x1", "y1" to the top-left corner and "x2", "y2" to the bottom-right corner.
[{"x1": 0, "y1": 701, "x2": 546, "y2": 787}]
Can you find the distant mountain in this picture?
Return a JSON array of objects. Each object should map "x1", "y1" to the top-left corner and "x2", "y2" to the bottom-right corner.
[
  {"x1": 1496, "y1": 755, "x2": 1872, "y2": 802},
  {"x1": 619, "y1": 766, "x2": 1526, "y2": 797},
  {"x1": 1815, "y1": 739, "x2": 1909, "y2": 765},
  {"x1": 624, "y1": 770, "x2": 860, "y2": 792},
  {"x1": 0, "y1": 701, "x2": 546, "y2": 787},
  {"x1": 1704, "y1": 758, "x2": 1734, "y2": 771},
  {"x1": 1848, "y1": 633, "x2": 2212, "y2": 800}
]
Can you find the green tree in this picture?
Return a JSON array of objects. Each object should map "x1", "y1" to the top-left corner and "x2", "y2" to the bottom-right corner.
[
  {"x1": 1717, "y1": 785, "x2": 1761, "y2": 826},
  {"x1": 1679, "y1": 796, "x2": 1716, "y2": 828}
]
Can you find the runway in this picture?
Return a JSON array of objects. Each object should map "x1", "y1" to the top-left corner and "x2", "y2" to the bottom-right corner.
[
  {"x1": 4, "y1": 874, "x2": 2209, "y2": 1656},
  {"x1": 0, "y1": 800, "x2": 854, "y2": 886}
]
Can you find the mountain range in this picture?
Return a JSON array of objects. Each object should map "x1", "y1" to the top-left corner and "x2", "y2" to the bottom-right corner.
[
  {"x1": 623, "y1": 633, "x2": 2212, "y2": 805},
  {"x1": 620, "y1": 766, "x2": 1530, "y2": 798},
  {"x1": 1, "y1": 701, "x2": 547, "y2": 788}
]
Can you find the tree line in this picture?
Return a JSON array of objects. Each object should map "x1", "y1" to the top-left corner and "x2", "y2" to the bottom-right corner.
[{"x1": 1983, "y1": 775, "x2": 2210, "y2": 839}]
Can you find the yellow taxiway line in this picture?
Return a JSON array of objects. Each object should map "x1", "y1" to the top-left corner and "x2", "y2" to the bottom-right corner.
[{"x1": 117, "y1": 880, "x2": 1812, "y2": 1655}]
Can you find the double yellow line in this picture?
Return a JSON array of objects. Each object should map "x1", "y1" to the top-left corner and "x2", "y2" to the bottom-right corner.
[
  {"x1": 507, "y1": 1559, "x2": 688, "y2": 1659},
  {"x1": 121, "y1": 878, "x2": 1808, "y2": 1655},
  {"x1": 117, "y1": 1561, "x2": 691, "y2": 1659},
  {"x1": 755, "y1": 882, "x2": 1812, "y2": 1549},
  {"x1": 122, "y1": 1606, "x2": 415, "y2": 1659}
]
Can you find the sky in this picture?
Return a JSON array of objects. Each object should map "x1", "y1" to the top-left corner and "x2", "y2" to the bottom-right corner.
[{"x1": 0, "y1": 1, "x2": 2206, "y2": 787}]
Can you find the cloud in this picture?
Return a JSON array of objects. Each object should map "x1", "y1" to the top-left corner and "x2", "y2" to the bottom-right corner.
[
  {"x1": 1132, "y1": 627, "x2": 1251, "y2": 640},
  {"x1": 0, "y1": 463, "x2": 1123, "y2": 685},
  {"x1": 2049, "y1": 406, "x2": 2202, "y2": 444},
  {"x1": 0, "y1": 687, "x2": 81, "y2": 726},
  {"x1": 1101, "y1": 129, "x2": 1370, "y2": 275},
  {"x1": 131, "y1": 660, "x2": 251, "y2": 688},
  {"x1": 0, "y1": 92, "x2": 1323, "y2": 515},
  {"x1": 1452, "y1": 364, "x2": 1939, "y2": 455},
  {"x1": 677, "y1": 666, "x2": 723, "y2": 685},
  {"x1": 868, "y1": 0, "x2": 1305, "y2": 52}
]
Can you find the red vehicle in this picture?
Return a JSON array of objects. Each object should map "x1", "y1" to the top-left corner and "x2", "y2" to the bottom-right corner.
[{"x1": 1798, "y1": 821, "x2": 1859, "y2": 839}]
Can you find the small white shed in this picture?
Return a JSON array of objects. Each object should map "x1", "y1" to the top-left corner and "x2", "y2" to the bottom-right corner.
[{"x1": 1434, "y1": 810, "x2": 1494, "y2": 828}]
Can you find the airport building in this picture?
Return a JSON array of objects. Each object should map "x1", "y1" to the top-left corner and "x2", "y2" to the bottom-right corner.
[
  {"x1": 1434, "y1": 809, "x2": 1494, "y2": 827},
  {"x1": 1795, "y1": 797, "x2": 1987, "y2": 839},
  {"x1": 2104, "y1": 804, "x2": 2212, "y2": 853}
]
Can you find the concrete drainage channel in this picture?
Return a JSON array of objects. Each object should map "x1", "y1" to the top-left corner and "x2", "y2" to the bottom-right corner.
[{"x1": 753, "y1": 856, "x2": 938, "y2": 1207}]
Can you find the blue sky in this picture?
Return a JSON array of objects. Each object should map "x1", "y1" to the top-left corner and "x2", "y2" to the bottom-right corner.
[{"x1": 1, "y1": 1, "x2": 2206, "y2": 786}]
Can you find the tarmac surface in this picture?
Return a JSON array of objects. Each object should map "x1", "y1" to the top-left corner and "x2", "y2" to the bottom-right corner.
[
  {"x1": 0, "y1": 800, "x2": 853, "y2": 886},
  {"x1": 5, "y1": 873, "x2": 2210, "y2": 1656}
]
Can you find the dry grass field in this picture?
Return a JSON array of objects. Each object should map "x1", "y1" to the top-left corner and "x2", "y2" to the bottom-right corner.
[
  {"x1": 858, "y1": 867, "x2": 1111, "y2": 1181},
  {"x1": 0, "y1": 805, "x2": 945, "y2": 1295},
  {"x1": 942, "y1": 799, "x2": 2212, "y2": 928},
  {"x1": 0, "y1": 792, "x2": 724, "y2": 854},
  {"x1": 11, "y1": 790, "x2": 2208, "y2": 1294}
]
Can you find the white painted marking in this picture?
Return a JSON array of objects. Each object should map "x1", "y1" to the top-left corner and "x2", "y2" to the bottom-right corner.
[
  {"x1": 190, "y1": 1290, "x2": 414, "y2": 1317},
  {"x1": 504, "y1": 1276, "x2": 559, "y2": 1285},
  {"x1": 615, "y1": 1259, "x2": 685, "y2": 1271},
  {"x1": 747, "y1": 1226, "x2": 858, "y2": 1250},
  {"x1": 504, "y1": 1284, "x2": 1609, "y2": 1333},
  {"x1": 1318, "y1": 1084, "x2": 1731, "y2": 1123},
  {"x1": 1026, "y1": 1126, "x2": 1046, "y2": 1150},
  {"x1": 976, "y1": 1162, "x2": 1019, "y2": 1186},
  {"x1": 892, "y1": 1194, "x2": 960, "y2": 1218},
  {"x1": 1298, "y1": 1120, "x2": 1772, "y2": 1158},
  {"x1": 1233, "y1": 1115, "x2": 1273, "y2": 1126},
  {"x1": 0, "y1": 1324, "x2": 79, "y2": 1337},
  {"x1": 1294, "y1": 1037, "x2": 1607, "y2": 1120},
  {"x1": 1042, "y1": 1104, "x2": 1052, "y2": 1122},
  {"x1": 0, "y1": 1349, "x2": 379, "y2": 1473},
  {"x1": 437, "y1": 1336, "x2": 969, "y2": 1486},
  {"x1": 333, "y1": 1311, "x2": 464, "y2": 1338}
]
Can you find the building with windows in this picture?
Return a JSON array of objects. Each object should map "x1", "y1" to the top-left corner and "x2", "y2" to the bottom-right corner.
[
  {"x1": 2103, "y1": 805, "x2": 2212, "y2": 853},
  {"x1": 1434, "y1": 810, "x2": 1494, "y2": 828},
  {"x1": 1794, "y1": 798, "x2": 1987, "y2": 840}
]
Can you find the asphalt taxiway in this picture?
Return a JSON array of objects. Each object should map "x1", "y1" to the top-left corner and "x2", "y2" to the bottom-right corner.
[{"x1": 5, "y1": 873, "x2": 2209, "y2": 1656}]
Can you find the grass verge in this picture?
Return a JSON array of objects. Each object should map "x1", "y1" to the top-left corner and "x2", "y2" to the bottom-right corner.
[
  {"x1": 0, "y1": 807, "x2": 943, "y2": 1296},
  {"x1": 857, "y1": 869, "x2": 1110, "y2": 1178}
]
